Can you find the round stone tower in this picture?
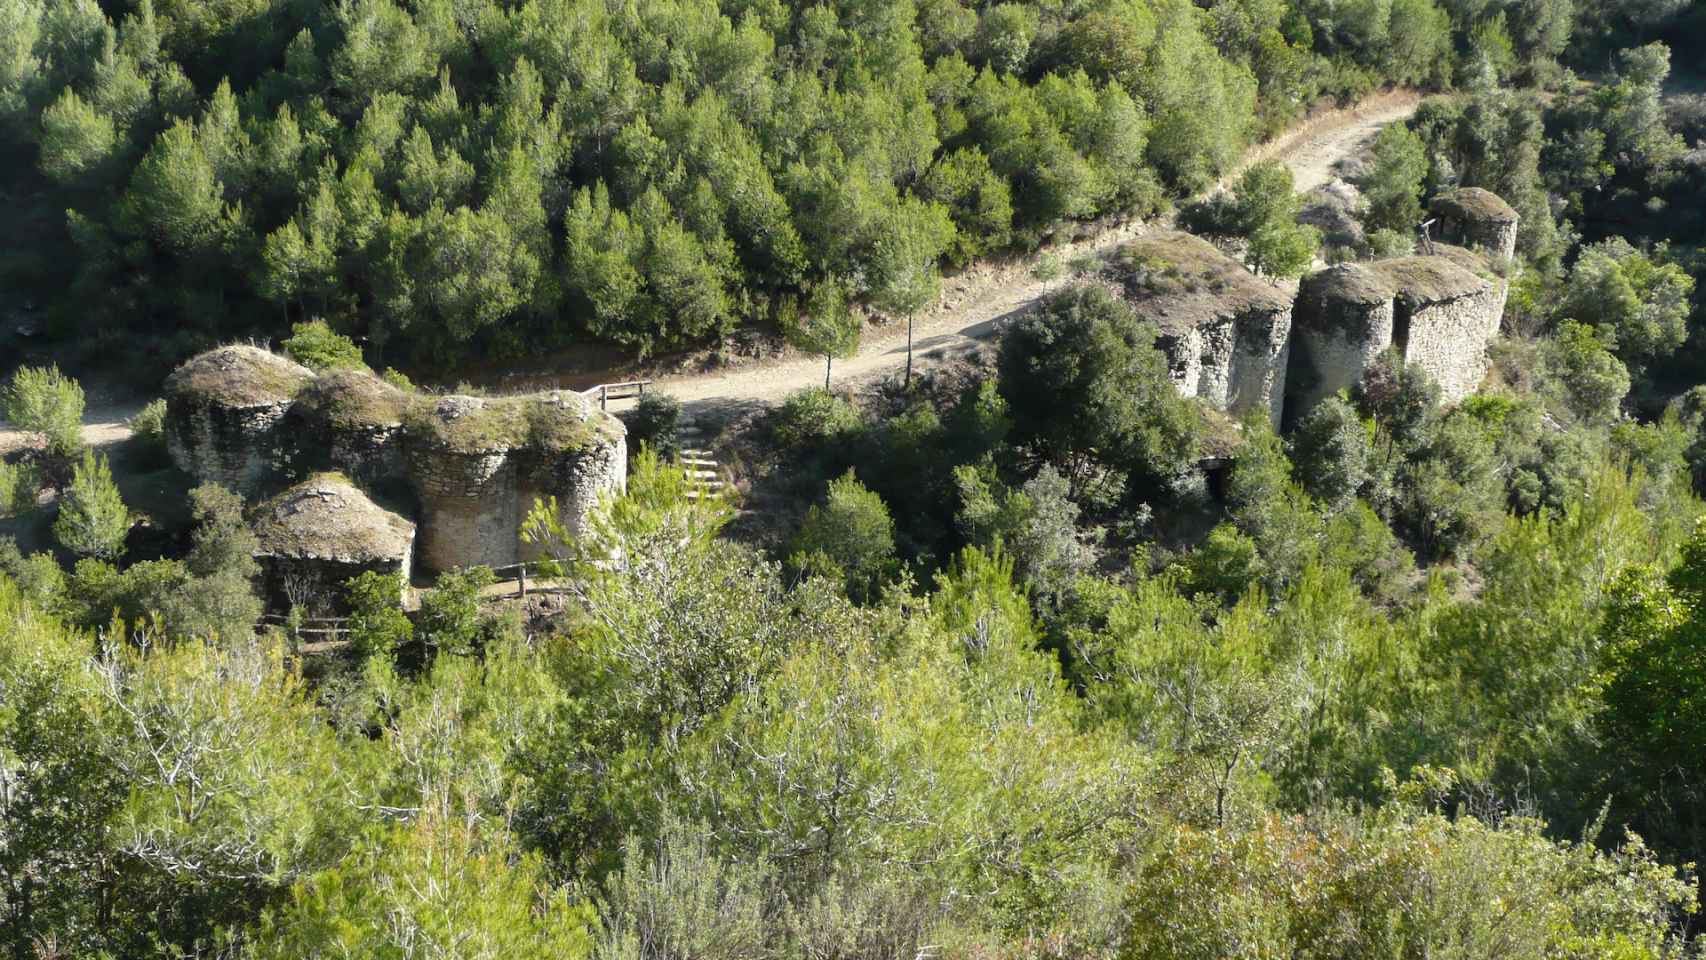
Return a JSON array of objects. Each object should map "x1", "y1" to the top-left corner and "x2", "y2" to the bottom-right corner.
[
  {"x1": 286, "y1": 368, "x2": 409, "y2": 485},
  {"x1": 401, "y1": 391, "x2": 626, "y2": 574},
  {"x1": 515, "y1": 391, "x2": 628, "y2": 563},
  {"x1": 164, "y1": 346, "x2": 315, "y2": 496},
  {"x1": 251, "y1": 472, "x2": 416, "y2": 611},
  {"x1": 1430, "y1": 188, "x2": 1519, "y2": 261}
]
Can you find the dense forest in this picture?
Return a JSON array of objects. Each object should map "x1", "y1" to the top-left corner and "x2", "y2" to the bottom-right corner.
[
  {"x1": 6, "y1": 0, "x2": 1706, "y2": 955},
  {"x1": 0, "y1": 0, "x2": 1695, "y2": 374}
]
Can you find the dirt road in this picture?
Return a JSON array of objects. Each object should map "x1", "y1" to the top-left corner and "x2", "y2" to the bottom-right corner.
[
  {"x1": 0, "y1": 397, "x2": 142, "y2": 458},
  {"x1": 617, "y1": 88, "x2": 1425, "y2": 417},
  {"x1": 0, "y1": 89, "x2": 1422, "y2": 447}
]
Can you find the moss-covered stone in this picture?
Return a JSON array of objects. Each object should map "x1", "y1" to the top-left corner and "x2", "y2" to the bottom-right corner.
[
  {"x1": 292, "y1": 368, "x2": 409, "y2": 430},
  {"x1": 252, "y1": 472, "x2": 415, "y2": 563},
  {"x1": 165, "y1": 345, "x2": 314, "y2": 409}
]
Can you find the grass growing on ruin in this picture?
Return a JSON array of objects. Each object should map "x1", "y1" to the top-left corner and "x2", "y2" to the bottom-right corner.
[{"x1": 164, "y1": 345, "x2": 315, "y2": 408}]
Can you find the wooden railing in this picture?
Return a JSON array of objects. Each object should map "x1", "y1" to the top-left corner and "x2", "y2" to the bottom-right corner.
[
  {"x1": 258, "y1": 613, "x2": 351, "y2": 638},
  {"x1": 580, "y1": 379, "x2": 653, "y2": 409}
]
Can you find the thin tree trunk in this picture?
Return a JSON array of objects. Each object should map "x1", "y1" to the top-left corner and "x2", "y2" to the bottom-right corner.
[
  {"x1": 824, "y1": 355, "x2": 832, "y2": 391},
  {"x1": 904, "y1": 314, "x2": 913, "y2": 388}
]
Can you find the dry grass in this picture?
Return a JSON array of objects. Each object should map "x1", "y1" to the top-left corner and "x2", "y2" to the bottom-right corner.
[
  {"x1": 1307, "y1": 254, "x2": 1486, "y2": 306},
  {"x1": 293, "y1": 368, "x2": 410, "y2": 429},
  {"x1": 165, "y1": 345, "x2": 315, "y2": 408},
  {"x1": 252, "y1": 472, "x2": 415, "y2": 561},
  {"x1": 1106, "y1": 231, "x2": 1291, "y2": 335},
  {"x1": 402, "y1": 391, "x2": 624, "y2": 455},
  {"x1": 1430, "y1": 187, "x2": 1518, "y2": 224}
]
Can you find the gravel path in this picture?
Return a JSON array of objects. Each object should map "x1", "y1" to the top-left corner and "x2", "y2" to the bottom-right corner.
[{"x1": 612, "y1": 89, "x2": 1426, "y2": 417}]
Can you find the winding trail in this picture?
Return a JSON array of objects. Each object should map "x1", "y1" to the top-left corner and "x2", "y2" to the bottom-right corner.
[
  {"x1": 613, "y1": 88, "x2": 1424, "y2": 418},
  {"x1": 0, "y1": 89, "x2": 1423, "y2": 448}
]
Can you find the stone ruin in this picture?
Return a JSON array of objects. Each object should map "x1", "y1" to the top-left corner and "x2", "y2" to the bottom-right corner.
[
  {"x1": 401, "y1": 391, "x2": 627, "y2": 573},
  {"x1": 164, "y1": 346, "x2": 315, "y2": 495},
  {"x1": 1288, "y1": 245, "x2": 1509, "y2": 414},
  {"x1": 1429, "y1": 188, "x2": 1519, "y2": 261},
  {"x1": 163, "y1": 348, "x2": 628, "y2": 591},
  {"x1": 251, "y1": 473, "x2": 415, "y2": 610},
  {"x1": 1107, "y1": 231, "x2": 1293, "y2": 424}
]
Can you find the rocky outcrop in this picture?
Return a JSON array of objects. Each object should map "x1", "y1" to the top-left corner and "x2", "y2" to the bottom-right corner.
[
  {"x1": 163, "y1": 346, "x2": 315, "y2": 496},
  {"x1": 1109, "y1": 232, "x2": 1293, "y2": 424},
  {"x1": 1290, "y1": 249, "x2": 1508, "y2": 414},
  {"x1": 251, "y1": 473, "x2": 415, "y2": 610},
  {"x1": 1430, "y1": 188, "x2": 1519, "y2": 261}
]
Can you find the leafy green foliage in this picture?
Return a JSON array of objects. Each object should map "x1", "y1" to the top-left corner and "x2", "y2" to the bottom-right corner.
[
  {"x1": 1229, "y1": 161, "x2": 1320, "y2": 278},
  {"x1": 782, "y1": 280, "x2": 861, "y2": 390},
  {"x1": 52, "y1": 450, "x2": 128, "y2": 560},
  {"x1": 0, "y1": 458, "x2": 40, "y2": 518},
  {"x1": 280, "y1": 318, "x2": 366, "y2": 372},
  {"x1": 623, "y1": 392, "x2": 681, "y2": 458},
  {"x1": 997, "y1": 285, "x2": 1198, "y2": 495},
  {"x1": 0, "y1": 0, "x2": 1528, "y2": 375},
  {"x1": 345, "y1": 569, "x2": 413, "y2": 658},
  {"x1": 4, "y1": 364, "x2": 84, "y2": 460},
  {"x1": 792, "y1": 470, "x2": 898, "y2": 602},
  {"x1": 1359, "y1": 122, "x2": 1427, "y2": 235},
  {"x1": 1558, "y1": 239, "x2": 1694, "y2": 377}
]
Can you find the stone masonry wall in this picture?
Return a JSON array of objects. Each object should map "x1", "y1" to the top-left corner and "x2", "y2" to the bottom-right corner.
[
  {"x1": 406, "y1": 446, "x2": 520, "y2": 573},
  {"x1": 1158, "y1": 306, "x2": 1292, "y2": 424},
  {"x1": 1437, "y1": 217, "x2": 1518, "y2": 262},
  {"x1": 1228, "y1": 307, "x2": 1292, "y2": 425},
  {"x1": 1289, "y1": 274, "x2": 1396, "y2": 417},
  {"x1": 165, "y1": 398, "x2": 295, "y2": 496},
  {"x1": 516, "y1": 434, "x2": 629, "y2": 564},
  {"x1": 1401, "y1": 280, "x2": 1508, "y2": 402},
  {"x1": 257, "y1": 549, "x2": 413, "y2": 614}
]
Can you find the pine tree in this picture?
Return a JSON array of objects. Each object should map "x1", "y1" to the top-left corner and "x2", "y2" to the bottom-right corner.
[{"x1": 54, "y1": 451, "x2": 129, "y2": 560}]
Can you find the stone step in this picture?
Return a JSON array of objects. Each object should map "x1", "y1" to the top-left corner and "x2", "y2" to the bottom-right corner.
[
  {"x1": 685, "y1": 469, "x2": 720, "y2": 480},
  {"x1": 680, "y1": 457, "x2": 718, "y2": 467}
]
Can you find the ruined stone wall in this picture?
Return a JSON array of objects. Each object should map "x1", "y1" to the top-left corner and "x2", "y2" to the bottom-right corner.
[
  {"x1": 1157, "y1": 306, "x2": 1292, "y2": 424},
  {"x1": 1289, "y1": 271, "x2": 1395, "y2": 417},
  {"x1": 165, "y1": 397, "x2": 295, "y2": 496},
  {"x1": 1436, "y1": 218, "x2": 1517, "y2": 262},
  {"x1": 1401, "y1": 280, "x2": 1508, "y2": 402},
  {"x1": 407, "y1": 445, "x2": 522, "y2": 573},
  {"x1": 257, "y1": 550, "x2": 412, "y2": 614},
  {"x1": 1228, "y1": 307, "x2": 1292, "y2": 424},
  {"x1": 516, "y1": 434, "x2": 629, "y2": 563},
  {"x1": 321, "y1": 423, "x2": 406, "y2": 486}
]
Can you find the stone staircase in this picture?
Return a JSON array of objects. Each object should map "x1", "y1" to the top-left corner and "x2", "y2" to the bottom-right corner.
[{"x1": 677, "y1": 418, "x2": 726, "y2": 501}]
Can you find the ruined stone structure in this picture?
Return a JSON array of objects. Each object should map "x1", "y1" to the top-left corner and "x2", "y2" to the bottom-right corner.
[
  {"x1": 1430, "y1": 188, "x2": 1519, "y2": 261},
  {"x1": 1109, "y1": 232, "x2": 1293, "y2": 424},
  {"x1": 1289, "y1": 247, "x2": 1509, "y2": 414},
  {"x1": 163, "y1": 347, "x2": 628, "y2": 586},
  {"x1": 251, "y1": 473, "x2": 416, "y2": 610},
  {"x1": 402, "y1": 391, "x2": 626, "y2": 573},
  {"x1": 285, "y1": 368, "x2": 410, "y2": 486},
  {"x1": 164, "y1": 346, "x2": 316, "y2": 496}
]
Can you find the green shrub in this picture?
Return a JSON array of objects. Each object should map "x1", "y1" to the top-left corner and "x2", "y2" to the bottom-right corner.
[
  {"x1": 281, "y1": 320, "x2": 366, "y2": 372},
  {"x1": 345, "y1": 571, "x2": 414, "y2": 659},
  {"x1": 52, "y1": 451, "x2": 129, "y2": 561},
  {"x1": 127, "y1": 398, "x2": 168, "y2": 449},
  {"x1": 625, "y1": 393, "x2": 682, "y2": 457},
  {"x1": 4, "y1": 365, "x2": 84, "y2": 460},
  {"x1": 0, "y1": 460, "x2": 41, "y2": 518},
  {"x1": 790, "y1": 471, "x2": 897, "y2": 602},
  {"x1": 772, "y1": 388, "x2": 863, "y2": 450}
]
